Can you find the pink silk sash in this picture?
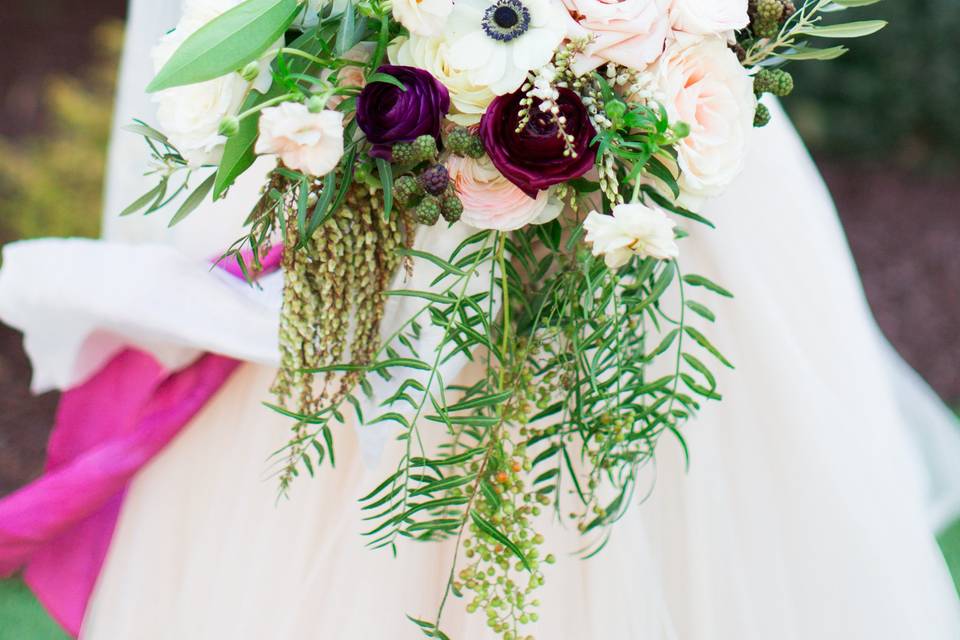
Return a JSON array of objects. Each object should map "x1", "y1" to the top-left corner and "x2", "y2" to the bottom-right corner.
[{"x1": 0, "y1": 245, "x2": 281, "y2": 636}]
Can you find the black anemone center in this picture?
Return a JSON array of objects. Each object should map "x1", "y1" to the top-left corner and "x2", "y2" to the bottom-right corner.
[
  {"x1": 482, "y1": 0, "x2": 531, "y2": 42},
  {"x1": 493, "y1": 6, "x2": 519, "y2": 28}
]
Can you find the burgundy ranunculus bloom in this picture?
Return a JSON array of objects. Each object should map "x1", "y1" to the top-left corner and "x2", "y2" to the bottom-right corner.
[
  {"x1": 355, "y1": 64, "x2": 450, "y2": 159},
  {"x1": 480, "y1": 88, "x2": 597, "y2": 198}
]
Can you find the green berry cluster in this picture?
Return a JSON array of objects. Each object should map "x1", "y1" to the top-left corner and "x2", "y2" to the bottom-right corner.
[
  {"x1": 446, "y1": 126, "x2": 486, "y2": 159},
  {"x1": 748, "y1": 0, "x2": 796, "y2": 38},
  {"x1": 457, "y1": 445, "x2": 551, "y2": 640},
  {"x1": 394, "y1": 174, "x2": 463, "y2": 225},
  {"x1": 390, "y1": 134, "x2": 438, "y2": 166},
  {"x1": 754, "y1": 103, "x2": 772, "y2": 128},
  {"x1": 753, "y1": 68, "x2": 794, "y2": 98}
]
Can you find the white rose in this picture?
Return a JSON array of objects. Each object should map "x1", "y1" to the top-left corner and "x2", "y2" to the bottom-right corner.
[
  {"x1": 583, "y1": 203, "x2": 678, "y2": 269},
  {"x1": 669, "y1": 0, "x2": 749, "y2": 36},
  {"x1": 389, "y1": 36, "x2": 496, "y2": 126},
  {"x1": 392, "y1": 0, "x2": 453, "y2": 37},
  {"x1": 255, "y1": 103, "x2": 345, "y2": 177},
  {"x1": 151, "y1": 0, "x2": 276, "y2": 166},
  {"x1": 654, "y1": 35, "x2": 755, "y2": 203}
]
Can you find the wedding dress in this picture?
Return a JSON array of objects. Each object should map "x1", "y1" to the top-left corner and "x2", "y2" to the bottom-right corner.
[{"x1": 3, "y1": 1, "x2": 960, "y2": 637}]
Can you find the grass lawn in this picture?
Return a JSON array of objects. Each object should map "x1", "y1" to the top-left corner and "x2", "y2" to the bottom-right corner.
[{"x1": 0, "y1": 578, "x2": 69, "y2": 640}]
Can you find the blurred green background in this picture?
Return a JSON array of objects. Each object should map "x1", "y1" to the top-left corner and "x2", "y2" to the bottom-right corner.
[{"x1": 0, "y1": 1, "x2": 958, "y2": 637}]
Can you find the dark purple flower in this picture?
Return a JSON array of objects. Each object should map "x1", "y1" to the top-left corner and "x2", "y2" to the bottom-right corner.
[
  {"x1": 480, "y1": 88, "x2": 597, "y2": 198},
  {"x1": 356, "y1": 65, "x2": 450, "y2": 159}
]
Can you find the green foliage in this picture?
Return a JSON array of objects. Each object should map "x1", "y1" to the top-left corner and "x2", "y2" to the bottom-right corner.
[
  {"x1": 785, "y1": 0, "x2": 960, "y2": 166},
  {"x1": 0, "y1": 22, "x2": 122, "y2": 244},
  {"x1": 147, "y1": 0, "x2": 303, "y2": 92}
]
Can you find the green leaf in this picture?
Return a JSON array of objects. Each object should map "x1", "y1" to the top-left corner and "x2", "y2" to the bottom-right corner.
[
  {"x1": 367, "y1": 72, "x2": 408, "y2": 92},
  {"x1": 685, "y1": 300, "x2": 715, "y2": 322},
  {"x1": 684, "y1": 326, "x2": 734, "y2": 369},
  {"x1": 148, "y1": 0, "x2": 301, "y2": 92},
  {"x1": 779, "y1": 44, "x2": 849, "y2": 61},
  {"x1": 396, "y1": 248, "x2": 467, "y2": 277},
  {"x1": 334, "y1": 4, "x2": 367, "y2": 55},
  {"x1": 796, "y1": 20, "x2": 887, "y2": 39},
  {"x1": 168, "y1": 172, "x2": 216, "y2": 227},
  {"x1": 385, "y1": 290, "x2": 458, "y2": 305},
  {"x1": 322, "y1": 425, "x2": 336, "y2": 468},
  {"x1": 444, "y1": 391, "x2": 512, "y2": 413},
  {"x1": 470, "y1": 510, "x2": 531, "y2": 571},
  {"x1": 120, "y1": 181, "x2": 166, "y2": 217},
  {"x1": 123, "y1": 121, "x2": 170, "y2": 145},
  {"x1": 375, "y1": 157, "x2": 393, "y2": 220},
  {"x1": 682, "y1": 274, "x2": 733, "y2": 298}
]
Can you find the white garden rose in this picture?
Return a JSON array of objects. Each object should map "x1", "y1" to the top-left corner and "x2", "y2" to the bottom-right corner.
[
  {"x1": 392, "y1": 0, "x2": 453, "y2": 37},
  {"x1": 151, "y1": 0, "x2": 277, "y2": 166},
  {"x1": 669, "y1": 0, "x2": 749, "y2": 36},
  {"x1": 255, "y1": 103, "x2": 345, "y2": 177},
  {"x1": 389, "y1": 35, "x2": 496, "y2": 125},
  {"x1": 654, "y1": 35, "x2": 755, "y2": 203},
  {"x1": 583, "y1": 203, "x2": 678, "y2": 268}
]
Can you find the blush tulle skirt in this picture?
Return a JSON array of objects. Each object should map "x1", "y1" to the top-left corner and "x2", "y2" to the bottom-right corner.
[{"x1": 77, "y1": 90, "x2": 960, "y2": 639}]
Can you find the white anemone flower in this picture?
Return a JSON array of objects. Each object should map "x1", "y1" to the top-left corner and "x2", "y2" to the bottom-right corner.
[
  {"x1": 445, "y1": 0, "x2": 567, "y2": 95},
  {"x1": 583, "y1": 203, "x2": 678, "y2": 268}
]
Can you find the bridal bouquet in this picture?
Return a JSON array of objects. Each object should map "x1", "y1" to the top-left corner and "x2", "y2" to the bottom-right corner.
[{"x1": 127, "y1": 0, "x2": 883, "y2": 636}]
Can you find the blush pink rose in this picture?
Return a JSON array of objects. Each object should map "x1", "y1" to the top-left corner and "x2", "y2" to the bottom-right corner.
[
  {"x1": 447, "y1": 155, "x2": 562, "y2": 231},
  {"x1": 562, "y1": 0, "x2": 670, "y2": 75}
]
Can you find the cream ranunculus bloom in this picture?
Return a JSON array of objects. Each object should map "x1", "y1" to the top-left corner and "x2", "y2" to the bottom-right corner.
[
  {"x1": 583, "y1": 203, "x2": 678, "y2": 268},
  {"x1": 152, "y1": 0, "x2": 277, "y2": 166},
  {"x1": 669, "y1": 0, "x2": 749, "y2": 36},
  {"x1": 562, "y1": 0, "x2": 670, "y2": 75},
  {"x1": 389, "y1": 36, "x2": 496, "y2": 126},
  {"x1": 448, "y1": 155, "x2": 562, "y2": 231},
  {"x1": 255, "y1": 103, "x2": 345, "y2": 177},
  {"x1": 393, "y1": 0, "x2": 454, "y2": 37},
  {"x1": 654, "y1": 34, "x2": 755, "y2": 203}
]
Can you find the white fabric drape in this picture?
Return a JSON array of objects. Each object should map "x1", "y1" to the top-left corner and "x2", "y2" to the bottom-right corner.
[{"x1": 2, "y1": 0, "x2": 960, "y2": 637}]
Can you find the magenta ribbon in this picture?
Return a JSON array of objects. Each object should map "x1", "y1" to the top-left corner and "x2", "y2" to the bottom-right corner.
[{"x1": 0, "y1": 245, "x2": 281, "y2": 636}]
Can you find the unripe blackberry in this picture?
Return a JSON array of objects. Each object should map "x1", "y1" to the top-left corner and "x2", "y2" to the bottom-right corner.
[
  {"x1": 419, "y1": 163, "x2": 450, "y2": 196},
  {"x1": 393, "y1": 174, "x2": 422, "y2": 207},
  {"x1": 447, "y1": 126, "x2": 486, "y2": 158},
  {"x1": 390, "y1": 141, "x2": 416, "y2": 164},
  {"x1": 468, "y1": 139, "x2": 485, "y2": 158},
  {"x1": 755, "y1": 0, "x2": 783, "y2": 23},
  {"x1": 447, "y1": 126, "x2": 473, "y2": 155},
  {"x1": 413, "y1": 134, "x2": 438, "y2": 159},
  {"x1": 753, "y1": 18, "x2": 779, "y2": 38},
  {"x1": 754, "y1": 68, "x2": 793, "y2": 97},
  {"x1": 753, "y1": 69, "x2": 774, "y2": 95},
  {"x1": 413, "y1": 195, "x2": 441, "y2": 224},
  {"x1": 772, "y1": 70, "x2": 794, "y2": 97},
  {"x1": 754, "y1": 103, "x2": 771, "y2": 128},
  {"x1": 439, "y1": 188, "x2": 463, "y2": 223},
  {"x1": 390, "y1": 134, "x2": 438, "y2": 165},
  {"x1": 782, "y1": 0, "x2": 796, "y2": 19}
]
